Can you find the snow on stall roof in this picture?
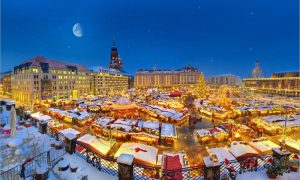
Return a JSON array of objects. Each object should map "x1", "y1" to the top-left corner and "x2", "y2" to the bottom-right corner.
[
  {"x1": 59, "y1": 128, "x2": 81, "y2": 136},
  {"x1": 276, "y1": 119, "x2": 300, "y2": 127},
  {"x1": 77, "y1": 134, "x2": 112, "y2": 156},
  {"x1": 139, "y1": 120, "x2": 159, "y2": 130},
  {"x1": 114, "y1": 142, "x2": 158, "y2": 166},
  {"x1": 228, "y1": 142, "x2": 259, "y2": 158},
  {"x1": 111, "y1": 124, "x2": 132, "y2": 132},
  {"x1": 249, "y1": 140, "x2": 279, "y2": 154},
  {"x1": 279, "y1": 138, "x2": 300, "y2": 151},
  {"x1": 196, "y1": 129, "x2": 211, "y2": 136},
  {"x1": 208, "y1": 148, "x2": 236, "y2": 162},
  {"x1": 161, "y1": 123, "x2": 177, "y2": 137},
  {"x1": 96, "y1": 117, "x2": 112, "y2": 126}
]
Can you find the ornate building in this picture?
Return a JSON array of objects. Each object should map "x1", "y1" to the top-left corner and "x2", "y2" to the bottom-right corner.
[
  {"x1": 90, "y1": 67, "x2": 128, "y2": 95},
  {"x1": 109, "y1": 40, "x2": 123, "y2": 71},
  {"x1": 0, "y1": 71, "x2": 12, "y2": 97},
  {"x1": 243, "y1": 71, "x2": 300, "y2": 97},
  {"x1": 134, "y1": 66, "x2": 201, "y2": 88},
  {"x1": 250, "y1": 61, "x2": 263, "y2": 78},
  {"x1": 11, "y1": 56, "x2": 90, "y2": 104}
]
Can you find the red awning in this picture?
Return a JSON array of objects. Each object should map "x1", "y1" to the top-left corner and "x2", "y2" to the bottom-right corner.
[{"x1": 169, "y1": 91, "x2": 182, "y2": 97}]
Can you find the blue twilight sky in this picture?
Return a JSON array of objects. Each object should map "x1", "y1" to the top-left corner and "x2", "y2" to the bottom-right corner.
[{"x1": 1, "y1": 0, "x2": 299, "y2": 77}]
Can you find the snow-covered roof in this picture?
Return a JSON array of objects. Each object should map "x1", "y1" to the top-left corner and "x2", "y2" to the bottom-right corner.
[
  {"x1": 77, "y1": 134, "x2": 113, "y2": 156},
  {"x1": 161, "y1": 123, "x2": 177, "y2": 138},
  {"x1": 195, "y1": 129, "x2": 211, "y2": 136},
  {"x1": 249, "y1": 140, "x2": 279, "y2": 154},
  {"x1": 208, "y1": 148, "x2": 236, "y2": 162},
  {"x1": 228, "y1": 142, "x2": 259, "y2": 158},
  {"x1": 138, "y1": 120, "x2": 159, "y2": 130},
  {"x1": 114, "y1": 142, "x2": 158, "y2": 166},
  {"x1": 59, "y1": 128, "x2": 81, "y2": 136}
]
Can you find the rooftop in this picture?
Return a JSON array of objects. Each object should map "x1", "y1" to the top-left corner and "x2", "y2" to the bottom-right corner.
[{"x1": 17, "y1": 56, "x2": 90, "y2": 72}]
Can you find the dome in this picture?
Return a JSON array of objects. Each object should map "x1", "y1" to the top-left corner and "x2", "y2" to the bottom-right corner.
[{"x1": 251, "y1": 61, "x2": 263, "y2": 78}]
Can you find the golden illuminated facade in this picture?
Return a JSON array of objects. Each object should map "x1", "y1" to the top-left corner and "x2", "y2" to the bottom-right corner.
[
  {"x1": 207, "y1": 74, "x2": 241, "y2": 86},
  {"x1": 134, "y1": 66, "x2": 201, "y2": 88},
  {"x1": 0, "y1": 71, "x2": 12, "y2": 97},
  {"x1": 243, "y1": 71, "x2": 300, "y2": 97},
  {"x1": 90, "y1": 67, "x2": 128, "y2": 95},
  {"x1": 11, "y1": 56, "x2": 90, "y2": 104}
]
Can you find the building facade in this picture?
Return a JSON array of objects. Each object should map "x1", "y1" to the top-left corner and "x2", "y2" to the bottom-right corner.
[
  {"x1": 206, "y1": 74, "x2": 241, "y2": 86},
  {"x1": 0, "y1": 71, "x2": 12, "y2": 97},
  {"x1": 243, "y1": 71, "x2": 300, "y2": 97},
  {"x1": 134, "y1": 66, "x2": 201, "y2": 88},
  {"x1": 11, "y1": 56, "x2": 90, "y2": 104},
  {"x1": 90, "y1": 67, "x2": 128, "y2": 95}
]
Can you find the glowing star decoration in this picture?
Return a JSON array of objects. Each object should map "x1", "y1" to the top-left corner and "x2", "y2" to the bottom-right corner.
[{"x1": 73, "y1": 23, "x2": 83, "y2": 37}]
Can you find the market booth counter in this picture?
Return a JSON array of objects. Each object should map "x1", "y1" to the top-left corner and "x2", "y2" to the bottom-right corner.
[
  {"x1": 195, "y1": 127, "x2": 229, "y2": 144},
  {"x1": 130, "y1": 120, "x2": 160, "y2": 145},
  {"x1": 47, "y1": 120, "x2": 64, "y2": 135},
  {"x1": 195, "y1": 129, "x2": 213, "y2": 144}
]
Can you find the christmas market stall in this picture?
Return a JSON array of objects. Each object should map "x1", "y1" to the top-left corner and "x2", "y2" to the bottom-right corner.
[
  {"x1": 130, "y1": 120, "x2": 159, "y2": 145},
  {"x1": 160, "y1": 123, "x2": 177, "y2": 146},
  {"x1": 249, "y1": 138, "x2": 280, "y2": 155},
  {"x1": 76, "y1": 134, "x2": 115, "y2": 157},
  {"x1": 195, "y1": 127, "x2": 229, "y2": 144},
  {"x1": 195, "y1": 129, "x2": 212, "y2": 144},
  {"x1": 114, "y1": 142, "x2": 158, "y2": 166},
  {"x1": 47, "y1": 120, "x2": 64, "y2": 135},
  {"x1": 29, "y1": 112, "x2": 52, "y2": 127},
  {"x1": 227, "y1": 141, "x2": 259, "y2": 160},
  {"x1": 110, "y1": 119, "x2": 137, "y2": 140},
  {"x1": 206, "y1": 147, "x2": 236, "y2": 163},
  {"x1": 92, "y1": 117, "x2": 114, "y2": 137}
]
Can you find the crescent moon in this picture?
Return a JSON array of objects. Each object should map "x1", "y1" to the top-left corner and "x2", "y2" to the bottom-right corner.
[{"x1": 73, "y1": 23, "x2": 83, "y2": 37}]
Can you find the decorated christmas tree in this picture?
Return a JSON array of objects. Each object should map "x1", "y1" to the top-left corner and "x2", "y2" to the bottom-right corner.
[{"x1": 194, "y1": 72, "x2": 208, "y2": 98}]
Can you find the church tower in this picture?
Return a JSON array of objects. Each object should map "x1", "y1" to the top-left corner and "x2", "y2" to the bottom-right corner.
[{"x1": 109, "y1": 40, "x2": 123, "y2": 71}]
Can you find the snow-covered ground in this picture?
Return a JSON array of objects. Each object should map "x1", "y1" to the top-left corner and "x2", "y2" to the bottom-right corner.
[
  {"x1": 51, "y1": 153, "x2": 117, "y2": 180},
  {"x1": 236, "y1": 170, "x2": 300, "y2": 180}
]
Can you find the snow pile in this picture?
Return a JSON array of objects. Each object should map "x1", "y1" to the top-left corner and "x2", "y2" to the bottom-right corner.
[
  {"x1": 117, "y1": 154, "x2": 134, "y2": 165},
  {"x1": 53, "y1": 153, "x2": 117, "y2": 180}
]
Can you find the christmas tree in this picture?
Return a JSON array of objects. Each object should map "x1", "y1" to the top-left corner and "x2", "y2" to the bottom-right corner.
[{"x1": 194, "y1": 72, "x2": 207, "y2": 98}]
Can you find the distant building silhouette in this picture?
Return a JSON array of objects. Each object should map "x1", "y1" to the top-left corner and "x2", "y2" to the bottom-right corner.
[{"x1": 250, "y1": 61, "x2": 263, "y2": 78}]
